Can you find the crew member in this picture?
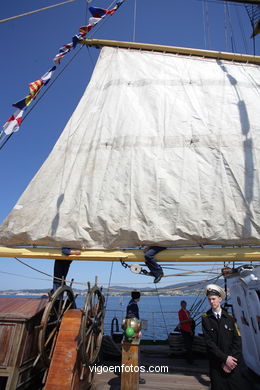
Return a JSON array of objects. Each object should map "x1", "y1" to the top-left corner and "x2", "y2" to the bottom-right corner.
[
  {"x1": 202, "y1": 284, "x2": 247, "y2": 390},
  {"x1": 126, "y1": 290, "x2": 141, "y2": 319},
  {"x1": 52, "y1": 248, "x2": 80, "y2": 291},
  {"x1": 178, "y1": 300, "x2": 194, "y2": 364},
  {"x1": 126, "y1": 291, "x2": 145, "y2": 385},
  {"x1": 144, "y1": 246, "x2": 165, "y2": 283}
]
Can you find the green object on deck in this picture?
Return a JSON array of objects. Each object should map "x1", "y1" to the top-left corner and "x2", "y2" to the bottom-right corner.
[{"x1": 125, "y1": 327, "x2": 134, "y2": 339}]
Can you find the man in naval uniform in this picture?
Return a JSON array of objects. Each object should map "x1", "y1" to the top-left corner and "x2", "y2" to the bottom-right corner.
[{"x1": 202, "y1": 284, "x2": 246, "y2": 390}]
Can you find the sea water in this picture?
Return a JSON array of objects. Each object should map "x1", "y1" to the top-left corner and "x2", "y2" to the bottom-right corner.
[
  {"x1": 0, "y1": 294, "x2": 208, "y2": 340},
  {"x1": 100, "y1": 295, "x2": 207, "y2": 340}
]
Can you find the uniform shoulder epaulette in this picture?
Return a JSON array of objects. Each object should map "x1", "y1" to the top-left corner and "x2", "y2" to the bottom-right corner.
[
  {"x1": 202, "y1": 312, "x2": 208, "y2": 318},
  {"x1": 235, "y1": 322, "x2": 241, "y2": 336}
]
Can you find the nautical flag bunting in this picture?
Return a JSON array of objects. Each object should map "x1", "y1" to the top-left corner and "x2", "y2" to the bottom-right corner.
[
  {"x1": 89, "y1": 6, "x2": 114, "y2": 18},
  {"x1": 53, "y1": 43, "x2": 74, "y2": 65},
  {"x1": 79, "y1": 24, "x2": 94, "y2": 37},
  {"x1": 3, "y1": 109, "x2": 24, "y2": 135},
  {"x1": 2, "y1": 0, "x2": 126, "y2": 141},
  {"x1": 78, "y1": 0, "x2": 126, "y2": 39},
  {"x1": 13, "y1": 66, "x2": 56, "y2": 110}
]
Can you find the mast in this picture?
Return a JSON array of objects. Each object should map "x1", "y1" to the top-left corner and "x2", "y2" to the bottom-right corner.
[{"x1": 81, "y1": 39, "x2": 260, "y2": 64}]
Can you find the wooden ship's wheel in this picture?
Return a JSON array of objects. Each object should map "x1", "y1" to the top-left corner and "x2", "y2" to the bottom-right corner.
[
  {"x1": 79, "y1": 285, "x2": 105, "y2": 368},
  {"x1": 37, "y1": 282, "x2": 76, "y2": 368},
  {"x1": 40, "y1": 282, "x2": 105, "y2": 390}
]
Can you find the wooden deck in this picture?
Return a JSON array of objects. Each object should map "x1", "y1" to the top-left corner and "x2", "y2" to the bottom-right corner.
[
  {"x1": 91, "y1": 343, "x2": 260, "y2": 390},
  {"x1": 91, "y1": 344, "x2": 210, "y2": 390},
  {"x1": 92, "y1": 372, "x2": 210, "y2": 390}
]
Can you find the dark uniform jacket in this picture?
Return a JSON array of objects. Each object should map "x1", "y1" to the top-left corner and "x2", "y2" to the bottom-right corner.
[
  {"x1": 202, "y1": 308, "x2": 248, "y2": 390},
  {"x1": 126, "y1": 299, "x2": 139, "y2": 319},
  {"x1": 202, "y1": 308, "x2": 242, "y2": 368}
]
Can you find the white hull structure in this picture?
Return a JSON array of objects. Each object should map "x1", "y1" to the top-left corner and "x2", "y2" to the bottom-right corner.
[
  {"x1": 229, "y1": 266, "x2": 260, "y2": 375},
  {"x1": 0, "y1": 46, "x2": 260, "y2": 249}
]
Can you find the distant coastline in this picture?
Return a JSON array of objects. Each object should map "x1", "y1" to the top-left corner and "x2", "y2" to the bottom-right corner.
[
  {"x1": 0, "y1": 278, "x2": 224, "y2": 297},
  {"x1": 0, "y1": 290, "x2": 195, "y2": 297}
]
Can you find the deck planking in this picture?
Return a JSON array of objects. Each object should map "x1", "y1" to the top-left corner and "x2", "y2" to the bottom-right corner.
[
  {"x1": 92, "y1": 372, "x2": 210, "y2": 390},
  {"x1": 92, "y1": 344, "x2": 210, "y2": 390}
]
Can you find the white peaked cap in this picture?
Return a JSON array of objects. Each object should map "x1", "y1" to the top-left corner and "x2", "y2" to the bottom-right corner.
[{"x1": 205, "y1": 284, "x2": 226, "y2": 300}]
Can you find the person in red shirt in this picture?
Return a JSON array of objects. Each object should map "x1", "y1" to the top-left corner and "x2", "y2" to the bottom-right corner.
[{"x1": 178, "y1": 300, "x2": 194, "y2": 364}]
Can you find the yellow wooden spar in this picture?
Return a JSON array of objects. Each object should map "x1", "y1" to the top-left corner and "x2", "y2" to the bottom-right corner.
[
  {"x1": 81, "y1": 39, "x2": 260, "y2": 65},
  {"x1": 0, "y1": 246, "x2": 260, "y2": 262}
]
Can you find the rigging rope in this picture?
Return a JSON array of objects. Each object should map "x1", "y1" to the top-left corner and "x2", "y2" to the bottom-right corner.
[
  {"x1": 224, "y1": 2, "x2": 230, "y2": 52},
  {"x1": 86, "y1": 0, "x2": 120, "y2": 38},
  {"x1": 245, "y1": 4, "x2": 260, "y2": 55},
  {"x1": 202, "y1": 0, "x2": 211, "y2": 49},
  {"x1": 225, "y1": 2, "x2": 237, "y2": 53},
  {"x1": 13, "y1": 257, "x2": 92, "y2": 287},
  {"x1": 0, "y1": 269, "x2": 51, "y2": 282},
  {"x1": 104, "y1": 261, "x2": 114, "y2": 311},
  {"x1": 235, "y1": 4, "x2": 249, "y2": 53},
  {"x1": 133, "y1": 0, "x2": 137, "y2": 42},
  {"x1": 0, "y1": 0, "x2": 78, "y2": 24},
  {"x1": 154, "y1": 285, "x2": 169, "y2": 336},
  {"x1": 9, "y1": 256, "x2": 226, "y2": 294},
  {"x1": 245, "y1": 4, "x2": 260, "y2": 31}
]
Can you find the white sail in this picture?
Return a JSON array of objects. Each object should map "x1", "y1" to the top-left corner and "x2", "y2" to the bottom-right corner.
[{"x1": 0, "y1": 46, "x2": 260, "y2": 249}]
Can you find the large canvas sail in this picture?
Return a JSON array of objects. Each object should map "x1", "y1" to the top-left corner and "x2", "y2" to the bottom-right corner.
[{"x1": 0, "y1": 46, "x2": 260, "y2": 249}]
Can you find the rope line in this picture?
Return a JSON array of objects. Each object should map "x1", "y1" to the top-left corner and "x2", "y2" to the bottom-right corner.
[
  {"x1": 14, "y1": 257, "x2": 88, "y2": 287},
  {"x1": 0, "y1": 269, "x2": 51, "y2": 282},
  {"x1": 104, "y1": 262, "x2": 114, "y2": 313},
  {"x1": 0, "y1": 0, "x2": 78, "y2": 24},
  {"x1": 202, "y1": 0, "x2": 211, "y2": 49},
  {"x1": 86, "y1": 0, "x2": 119, "y2": 38},
  {"x1": 154, "y1": 285, "x2": 169, "y2": 336},
  {"x1": 7, "y1": 257, "x2": 225, "y2": 293},
  {"x1": 235, "y1": 5, "x2": 249, "y2": 54},
  {"x1": 133, "y1": 0, "x2": 137, "y2": 42}
]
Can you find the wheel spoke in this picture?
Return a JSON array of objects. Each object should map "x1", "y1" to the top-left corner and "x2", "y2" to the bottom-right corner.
[
  {"x1": 85, "y1": 325, "x2": 93, "y2": 337},
  {"x1": 46, "y1": 319, "x2": 59, "y2": 327},
  {"x1": 90, "y1": 335, "x2": 95, "y2": 359},
  {"x1": 48, "y1": 332, "x2": 58, "y2": 358},
  {"x1": 61, "y1": 294, "x2": 69, "y2": 313},
  {"x1": 44, "y1": 327, "x2": 57, "y2": 348},
  {"x1": 60, "y1": 297, "x2": 73, "y2": 316},
  {"x1": 86, "y1": 333, "x2": 92, "y2": 351},
  {"x1": 96, "y1": 311, "x2": 102, "y2": 320},
  {"x1": 52, "y1": 307, "x2": 58, "y2": 317}
]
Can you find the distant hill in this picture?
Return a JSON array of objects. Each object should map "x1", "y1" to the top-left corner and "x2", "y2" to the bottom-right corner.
[{"x1": 0, "y1": 278, "x2": 224, "y2": 296}]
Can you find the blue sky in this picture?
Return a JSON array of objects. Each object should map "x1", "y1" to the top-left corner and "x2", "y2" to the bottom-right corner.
[{"x1": 0, "y1": 0, "x2": 259, "y2": 290}]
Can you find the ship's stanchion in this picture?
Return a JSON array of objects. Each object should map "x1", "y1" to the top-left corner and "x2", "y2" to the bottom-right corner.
[
  {"x1": 120, "y1": 318, "x2": 142, "y2": 390},
  {"x1": 121, "y1": 339, "x2": 140, "y2": 390}
]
